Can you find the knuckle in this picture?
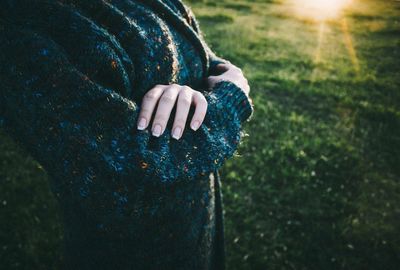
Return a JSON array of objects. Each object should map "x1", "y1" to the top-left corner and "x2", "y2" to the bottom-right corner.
[
  {"x1": 179, "y1": 98, "x2": 191, "y2": 107},
  {"x1": 198, "y1": 94, "x2": 207, "y2": 104},
  {"x1": 180, "y1": 86, "x2": 193, "y2": 96},
  {"x1": 193, "y1": 90, "x2": 204, "y2": 98},
  {"x1": 160, "y1": 95, "x2": 175, "y2": 103},
  {"x1": 144, "y1": 92, "x2": 158, "y2": 100},
  {"x1": 192, "y1": 90, "x2": 200, "y2": 97},
  {"x1": 181, "y1": 85, "x2": 192, "y2": 92},
  {"x1": 180, "y1": 88, "x2": 193, "y2": 99},
  {"x1": 163, "y1": 86, "x2": 176, "y2": 94}
]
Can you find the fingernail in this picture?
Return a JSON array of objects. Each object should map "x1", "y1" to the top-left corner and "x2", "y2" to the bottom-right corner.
[
  {"x1": 172, "y1": 127, "x2": 182, "y2": 140},
  {"x1": 191, "y1": 121, "x2": 200, "y2": 131},
  {"x1": 137, "y1": 117, "x2": 147, "y2": 130},
  {"x1": 152, "y1": 124, "x2": 162, "y2": 137}
]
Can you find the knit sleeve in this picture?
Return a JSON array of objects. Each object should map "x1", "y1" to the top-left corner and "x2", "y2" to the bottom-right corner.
[{"x1": 0, "y1": 27, "x2": 253, "y2": 193}]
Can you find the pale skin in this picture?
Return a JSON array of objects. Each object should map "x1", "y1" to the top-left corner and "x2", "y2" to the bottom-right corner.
[{"x1": 137, "y1": 61, "x2": 251, "y2": 140}]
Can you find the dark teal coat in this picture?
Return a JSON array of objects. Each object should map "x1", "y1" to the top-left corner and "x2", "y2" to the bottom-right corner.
[{"x1": 0, "y1": 0, "x2": 254, "y2": 269}]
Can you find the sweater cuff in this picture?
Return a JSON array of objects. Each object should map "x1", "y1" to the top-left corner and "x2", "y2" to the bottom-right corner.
[{"x1": 211, "y1": 80, "x2": 254, "y2": 123}]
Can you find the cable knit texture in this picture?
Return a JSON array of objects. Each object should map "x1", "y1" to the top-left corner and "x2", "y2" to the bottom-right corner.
[{"x1": 0, "y1": 0, "x2": 254, "y2": 269}]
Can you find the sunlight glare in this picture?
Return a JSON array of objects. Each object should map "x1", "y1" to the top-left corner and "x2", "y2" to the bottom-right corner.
[{"x1": 291, "y1": 0, "x2": 352, "y2": 21}]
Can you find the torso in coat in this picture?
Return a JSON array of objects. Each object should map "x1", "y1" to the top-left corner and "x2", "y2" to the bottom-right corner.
[{"x1": 0, "y1": 0, "x2": 221, "y2": 269}]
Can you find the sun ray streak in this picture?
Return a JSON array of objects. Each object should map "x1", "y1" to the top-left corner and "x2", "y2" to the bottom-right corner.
[
  {"x1": 311, "y1": 22, "x2": 326, "y2": 82},
  {"x1": 315, "y1": 22, "x2": 326, "y2": 63},
  {"x1": 341, "y1": 18, "x2": 360, "y2": 75}
]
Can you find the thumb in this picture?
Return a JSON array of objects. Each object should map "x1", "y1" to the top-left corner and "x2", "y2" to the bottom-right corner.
[
  {"x1": 215, "y1": 63, "x2": 230, "y2": 73},
  {"x1": 207, "y1": 75, "x2": 223, "y2": 88}
]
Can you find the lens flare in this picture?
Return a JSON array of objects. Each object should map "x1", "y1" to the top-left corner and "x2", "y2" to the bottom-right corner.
[{"x1": 291, "y1": 0, "x2": 352, "y2": 21}]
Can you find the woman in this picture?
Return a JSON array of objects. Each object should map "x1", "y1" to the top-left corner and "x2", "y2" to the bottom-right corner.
[{"x1": 0, "y1": 0, "x2": 254, "y2": 269}]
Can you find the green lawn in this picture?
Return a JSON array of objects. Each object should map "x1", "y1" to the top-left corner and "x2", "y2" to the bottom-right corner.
[{"x1": 1, "y1": 0, "x2": 399, "y2": 269}]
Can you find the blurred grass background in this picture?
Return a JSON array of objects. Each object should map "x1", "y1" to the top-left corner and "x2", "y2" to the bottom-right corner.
[{"x1": 1, "y1": 0, "x2": 399, "y2": 269}]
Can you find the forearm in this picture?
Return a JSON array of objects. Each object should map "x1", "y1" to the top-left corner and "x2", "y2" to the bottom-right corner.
[{"x1": 0, "y1": 23, "x2": 252, "y2": 187}]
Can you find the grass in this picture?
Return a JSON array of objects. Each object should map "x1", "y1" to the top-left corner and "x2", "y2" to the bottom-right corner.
[
  {"x1": 189, "y1": 0, "x2": 400, "y2": 269},
  {"x1": 1, "y1": 0, "x2": 399, "y2": 269}
]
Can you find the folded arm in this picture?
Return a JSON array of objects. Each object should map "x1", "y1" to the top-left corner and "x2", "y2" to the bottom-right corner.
[{"x1": 0, "y1": 26, "x2": 252, "y2": 192}]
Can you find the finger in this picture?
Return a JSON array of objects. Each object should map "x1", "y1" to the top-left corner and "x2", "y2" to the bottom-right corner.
[
  {"x1": 171, "y1": 86, "x2": 193, "y2": 140},
  {"x1": 221, "y1": 62, "x2": 243, "y2": 75},
  {"x1": 207, "y1": 75, "x2": 223, "y2": 88},
  {"x1": 215, "y1": 63, "x2": 230, "y2": 73},
  {"x1": 151, "y1": 84, "x2": 180, "y2": 137},
  {"x1": 190, "y1": 91, "x2": 208, "y2": 131},
  {"x1": 137, "y1": 85, "x2": 165, "y2": 130}
]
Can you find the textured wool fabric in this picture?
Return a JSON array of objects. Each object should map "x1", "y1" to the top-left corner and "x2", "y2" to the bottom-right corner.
[{"x1": 0, "y1": 0, "x2": 254, "y2": 269}]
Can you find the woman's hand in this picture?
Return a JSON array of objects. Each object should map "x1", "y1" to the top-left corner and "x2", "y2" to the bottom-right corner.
[
  {"x1": 137, "y1": 84, "x2": 208, "y2": 140},
  {"x1": 207, "y1": 62, "x2": 250, "y2": 97}
]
